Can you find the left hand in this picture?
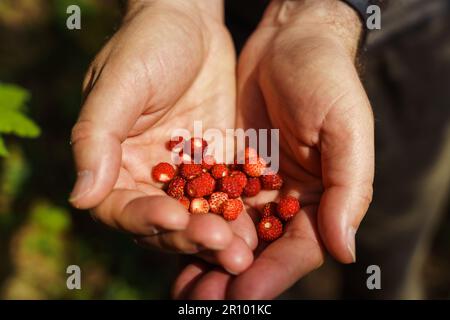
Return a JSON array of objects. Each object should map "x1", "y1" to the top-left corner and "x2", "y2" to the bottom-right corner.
[{"x1": 172, "y1": 0, "x2": 375, "y2": 299}]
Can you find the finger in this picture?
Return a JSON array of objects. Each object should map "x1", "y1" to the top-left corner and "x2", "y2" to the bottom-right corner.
[
  {"x1": 136, "y1": 213, "x2": 234, "y2": 253},
  {"x1": 319, "y1": 81, "x2": 374, "y2": 263},
  {"x1": 172, "y1": 260, "x2": 211, "y2": 299},
  {"x1": 227, "y1": 206, "x2": 324, "y2": 299},
  {"x1": 93, "y1": 191, "x2": 189, "y2": 235},
  {"x1": 187, "y1": 268, "x2": 233, "y2": 300},
  {"x1": 197, "y1": 235, "x2": 254, "y2": 275},
  {"x1": 70, "y1": 68, "x2": 144, "y2": 209},
  {"x1": 228, "y1": 209, "x2": 258, "y2": 250}
]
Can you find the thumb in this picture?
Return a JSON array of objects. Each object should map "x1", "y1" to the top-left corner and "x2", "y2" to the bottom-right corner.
[
  {"x1": 318, "y1": 81, "x2": 375, "y2": 264},
  {"x1": 69, "y1": 74, "x2": 143, "y2": 209}
]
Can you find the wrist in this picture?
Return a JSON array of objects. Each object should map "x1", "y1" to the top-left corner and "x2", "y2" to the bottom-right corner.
[
  {"x1": 125, "y1": 0, "x2": 224, "y2": 23},
  {"x1": 265, "y1": 0, "x2": 362, "y2": 57}
]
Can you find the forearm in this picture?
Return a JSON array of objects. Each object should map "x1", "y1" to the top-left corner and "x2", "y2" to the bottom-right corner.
[
  {"x1": 263, "y1": 0, "x2": 363, "y2": 56},
  {"x1": 124, "y1": 0, "x2": 225, "y2": 22}
]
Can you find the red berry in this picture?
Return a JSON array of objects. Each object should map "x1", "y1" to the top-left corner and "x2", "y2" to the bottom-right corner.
[
  {"x1": 257, "y1": 216, "x2": 283, "y2": 242},
  {"x1": 152, "y1": 162, "x2": 176, "y2": 183},
  {"x1": 166, "y1": 176, "x2": 186, "y2": 199},
  {"x1": 260, "y1": 172, "x2": 284, "y2": 190},
  {"x1": 222, "y1": 199, "x2": 243, "y2": 221},
  {"x1": 244, "y1": 147, "x2": 258, "y2": 162},
  {"x1": 179, "y1": 196, "x2": 190, "y2": 210},
  {"x1": 211, "y1": 164, "x2": 229, "y2": 179},
  {"x1": 167, "y1": 136, "x2": 184, "y2": 151},
  {"x1": 261, "y1": 202, "x2": 278, "y2": 218},
  {"x1": 230, "y1": 170, "x2": 248, "y2": 188},
  {"x1": 202, "y1": 155, "x2": 216, "y2": 171},
  {"x1": 228, "y1": 160, "x2": 241, "y2": 171},
  {"x1": 243, "y1": 157, "x2": 267, "y2": 177},
  {"x1": 185, "y1": 137, "x2": 208, "y2": 159},
  {"x1": 218, "y1": 176, "x2": 244, "y2": 199},
  {"x1": 189, "y1": 198, "x2": 210, "y2": 214},
  {"x1": 277, "y1": 196, "x2": 300, "y2": 221},
  {"x1": 180, "y1": 163, "x2": 202, "y2": 180},
  {"x1": 208, "y1": 192, "x2": 228, "y2": 214},
  {"x1": 242, "y1": 177, "x2": 261, "y2": 197},
  {"x1": 185, "y1": 172, "x2": 216, "y2": 198}
]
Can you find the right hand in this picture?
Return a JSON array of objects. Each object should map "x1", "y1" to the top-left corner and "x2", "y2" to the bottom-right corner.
[{"x1": 69, "y1": 0, "x2": 256, "y2": 275}]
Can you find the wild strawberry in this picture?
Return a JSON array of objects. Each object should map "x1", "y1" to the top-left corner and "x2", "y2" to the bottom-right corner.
[
  {"x1": 230, "y1": 170, "x2": 247, "y2": 188},
  {"x1": 186, "y1": 172, "x2": 216, "y2": 198},
  {"x1": 222, "y1": 199, "x2": 243, "y2": 221},
  {"x1": 152, "y1": 162, "x2": 176, "y2": 183},
  {"x1": 261, "y1": 202, "x2": 278, "y2": 218},
  {"x1": 243, "y1": 157, "x2": 267, "y2": 177},
  {"x1": 180, "y1": 163, "x2": 202, "y2": 180},
  {"x1": 166, "y1": 176, "x2": 186, "y2": 199},
  {"x1": 201, "y1": 155, "x2": 216, "y2": 171},
  {"x1": 277, "y1": 196, "x2": 300, "y2": 221},
  {"x1": 260, "y1": 172, "x2": 284, "y2": 190},
  {"x1": 244, "y1": 147, "x2": 258, "y2": 162},
  {"x1": 185, "y1": 137, "x2": 208, "y2": 158},
  {"x1": 257, "y1": 216, "x2": 283, "y2": 242},
  {"x1": 242, "y1": 177, "x2": 261, "y2": 197},
  {"x1": 218, "y1": 176, "x2": 244, "y2": 199},
  {"x1": 208, "y1": 192, "x2": 228, "y2": 214},
  {"x1": 179, "y1": 196, "x2": 190, "y2": 210},
  {"x1": 211, "y1": 164, "x2": 229, "y2": 179},
  {"x1": 189, "y1": 198, "x2": 210, "y2": 214},
  {"x1": 167, "y1": 136, "x2": 184, "y2": 151}
]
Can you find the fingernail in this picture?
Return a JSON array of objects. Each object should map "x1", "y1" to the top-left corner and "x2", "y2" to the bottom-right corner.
[
  {"x1": 69, "y1": 170, "x2": 94, "y2": 203},
  {"x1": 346, "y1": 226, "x2": 357, "y2": 263}
]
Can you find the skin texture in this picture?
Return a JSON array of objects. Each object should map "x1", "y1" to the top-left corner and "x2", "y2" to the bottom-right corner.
[
  {"x1": 70, "y1": 0, "x2": 256, "y2": 275},
  {"x1": 70, "y1": 0, "x2": 374, "y2": 299},
  {"x1": 173, "y1": 0, "x2": 374, "y2": 299}
]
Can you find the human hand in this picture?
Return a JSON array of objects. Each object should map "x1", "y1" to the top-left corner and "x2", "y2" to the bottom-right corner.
[
  {"x1": 69, "y1": 0, "x2": 256, "y2": 274},
  {"x1": 173, "y1": 0, "x2": 374, "y2": 299}
]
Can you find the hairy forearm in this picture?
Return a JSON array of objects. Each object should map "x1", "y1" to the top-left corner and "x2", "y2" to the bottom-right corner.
[
  {"x1": 263, "y1": 0, "x2": 363, "y2": 56},
  {"x1": 124, "y1": 0, "x2": 225, "y2": 22}
]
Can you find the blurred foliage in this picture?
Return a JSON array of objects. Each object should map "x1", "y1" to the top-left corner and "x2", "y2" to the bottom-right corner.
[
  {"x1": 0, "y1": 0, "x2": 177, "y2": 300},
  {"x1": 0, "y1": 84, "x2": 40, "y2": 156}
]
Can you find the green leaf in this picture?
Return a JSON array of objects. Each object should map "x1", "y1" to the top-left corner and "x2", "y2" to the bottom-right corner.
[
  {"x1": 0, "y1": 84, "x2": 30, "y2": 111},
  {"x1": 0, "y1": 109, "x2": 41, "y2": 138},
  {"x1": 0, "y1": 136, "x2": 8, "y2": 156}
]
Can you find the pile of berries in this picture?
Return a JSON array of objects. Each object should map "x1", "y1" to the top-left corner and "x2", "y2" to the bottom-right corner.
[{"x1": 151, "y1": 137, "x2": 301, "y2": 242}]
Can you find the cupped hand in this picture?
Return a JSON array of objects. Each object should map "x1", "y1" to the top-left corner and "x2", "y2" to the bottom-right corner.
[
  {"x1": 173, "y1": 0, "x2": 374, "y2": 299},
  {"x1": 69, "y1": 0, "x2": 256, "y2": 275}
]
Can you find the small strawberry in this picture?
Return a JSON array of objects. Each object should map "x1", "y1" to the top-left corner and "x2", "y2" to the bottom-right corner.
[
  {"x1": 179, "y1": 196, "x2": 190, "y2": 210},
  {"x1": 189, "y1": 198, "x2": 210, "y2": 214},
  {"x1": 218, "y1": 175, "x2": 244, "y2": 199},
  {"x1": 152, "y1": 162, "x2": 176, "y2": 183},
  {"x1": 244, "y1": 147, "x2": 258, "y2": 162},
  {"x1": 167, "y1": 136, "x2": 184, "y2": 151},
  {"x1": 243, "y1": 157, "x2": 267, "y2": 177},
  {"x1": 222, "y1": 199, "x2": 243, "y2": 221},
  {"x1": 186, "y1": 172, "x2": 216, "y2": 198},
  {"x1": 211, "y1": 164, "x2": 229, "y2": 179},
  {"x1": 208, "y1": 192, "x2": 228, "y2": 214},
  {"x1": 260, "y1": 171, "x2": 284, "y2": 190},
  {"x1": 257, "y1": 216, "x2": 283, "y2": 242},
  {"x1": 261, "y1": 202, "x2": 278, "y2": 218},
  {"x1": 201, "y1": 155, "x2": 216, "y2": 171},
  {"x1": 230, "y1": 170, "x2": 248, "y2": 188},
  {"x1": 166, "y1": 176, "x2": 186, "y2": 199},
  {"x1": 242, "y1": 177, "x2": 261, "y2": 197},
  {"x1": 180, "y1": 163, "x2": 202, "y2": 180},
  {"x1": 185, "y1": 137, "x2": 208, "y2": 159},
  {"x1": 277, "y1": 196, "x2": 300, "y2": 221}
]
